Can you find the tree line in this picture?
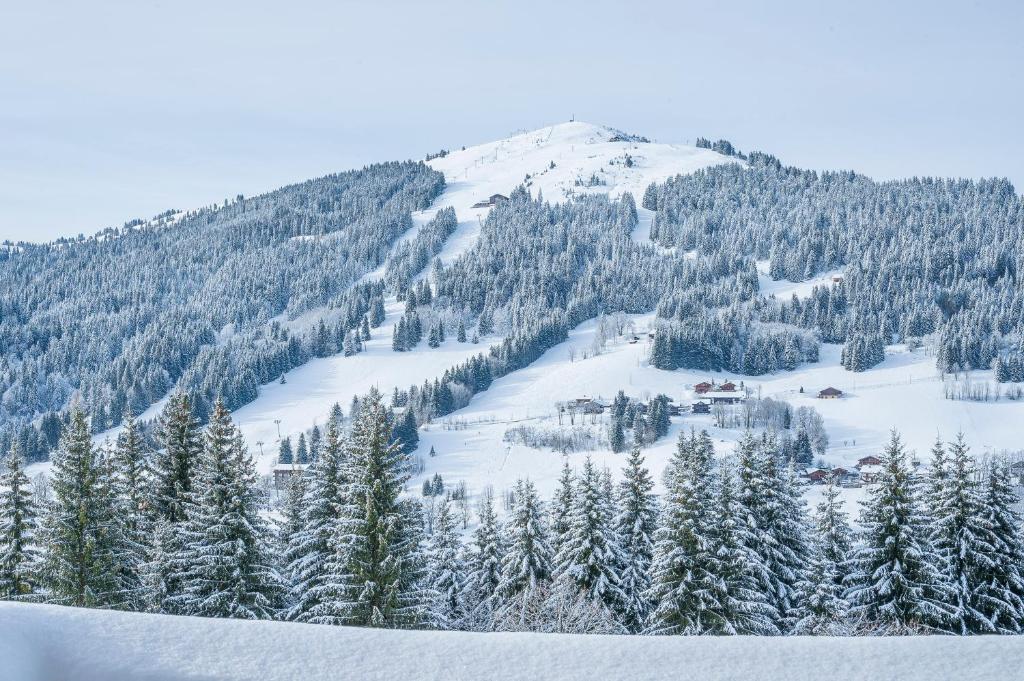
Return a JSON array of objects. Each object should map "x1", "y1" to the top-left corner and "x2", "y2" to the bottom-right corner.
[{"x1": 2, "y1": 390, "x2": 1022, "y2": 636}]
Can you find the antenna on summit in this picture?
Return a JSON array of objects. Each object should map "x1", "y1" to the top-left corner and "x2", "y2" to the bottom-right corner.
[{"x1": 570, "y1": 113, "x2": 575, "y2": 122}]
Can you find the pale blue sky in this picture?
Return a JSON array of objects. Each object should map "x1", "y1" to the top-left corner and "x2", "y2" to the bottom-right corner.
[{"x1": 2, "y1": 0, "x2": 1021, "y2": 242}]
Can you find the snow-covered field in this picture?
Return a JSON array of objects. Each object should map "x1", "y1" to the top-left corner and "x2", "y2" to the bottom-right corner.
[
  {"x1": 408, "y1": 306, "x2": 1024, "y2": 516},
  {"x1": 2, "y1": 602, "x2": 1019, "y2": 681}
]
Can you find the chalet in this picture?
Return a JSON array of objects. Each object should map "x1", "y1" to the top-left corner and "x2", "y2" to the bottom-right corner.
[
  {"x1": 273, "y1": 462, "x2": 310, "y2": 490},
  {"x1": 805, "y1": 469, "x2": 829, "y2": 484},
  {"x1": 859, "y1": 464, "x2": 882, "y2": 484},
  {"x1": 570, "y1": 397, "x2": 606, "y2": 415},
  {"x1": 470, "y1": 193, "x2": 509, "y2": 209},
  {"x1": 705, "y1": 391, "x2": 745, "y2": 405},
  {"x1": 818, "y1": 387, "x2": 843, "y2": 399},
  {"x1": 831, "y1": 275, "x2": 845, "y2": 283},
  {"x1": 719, "y1": 381, "x2": 737, "y2": 392},
  {"x1": 856, "y1": 455, "x2": 883, "y2": 468},
  {"x1": 691, "y1": 401, "x2": 711, "y2": 414},
  {"x1": 694, "y1": 381, "x2": 713, "y2": 395},
  {"x1": 666, "y1": 403, "x2": 682, "y2": 416}
]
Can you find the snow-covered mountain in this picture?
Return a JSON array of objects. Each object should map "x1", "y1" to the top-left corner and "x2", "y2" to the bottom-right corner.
[
  {"x1": 80, "y1": 121, "x2": 1024, "y2": 520},
  {"x1": 93, "y1": 122, "x2": 739, "y2": 472}
]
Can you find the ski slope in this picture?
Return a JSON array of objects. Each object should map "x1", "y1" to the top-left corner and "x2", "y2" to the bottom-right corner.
[{"x1": 2, "y1": 602, "x2": 1019, "y2": 681}]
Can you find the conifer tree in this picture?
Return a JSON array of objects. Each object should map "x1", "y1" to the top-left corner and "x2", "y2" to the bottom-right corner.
[
  {"x1": 737, "y1": 432, "x2": 810, "y2": 631},
  {"x1": 552, "y1": 457, "x2": 625, "y2": 613},
  {"x1": 0, "y1": 445, "x2": 39, "y2": 599},
  {"x1": 463, "y1": 488, "x2": 504, "y2": 629},
  {"x1": 976, "y1": 459, "x2": 1024, "y2": 633},
  {"x1": 550, "y1": 461, "x2": 575, "y2": 558},
  {"x1": 278, "y1": 437, "x2": 293, "y2": 465},
  {"x1": 329, "y1": 388, "x2": 428, "y2": 628},
  {"x1": 496, "y1": 479, "x2": 553, "y2": 611},
  {"x1": 151, "y1": 393, "x2": 202, "y2": 525},
  {"x1": 277, "y1": 471, "x2": 307, "y2": 564},
  {"x1": 646, "y1": 430, "x2": 731, "y2": 634},
  {"x1": 615, "y1": 445, "x2": 657, "y2": 631},
  {"x1": 932, "y1": 434, "x2": 998, "y2": 634},
  {"x1": 285, "y1": 420, "x2": 347, "y2": 623},
  {"x1": 140, "y1": 519, "x2": 175, "y2": 613},
  {"x1": 426, "y1": 498, "x2": 466, "y2": 629},
  {"x1": 108, "y1": 410, "x2": 150, "y2": 609},
  {"x1": 846, "y1": 431, "x2": 953, "y2": 632},
  {"x1": 169, "y1": 399, "x2": 282, "y2": 619},
  {"x1": 793, "y1": 478, "x2": 852, "y2": 634},
  {"x1": 609, "y1": 416, "x2": 626, "y2": 454},
  {"x1": 714, "y1": 457, "x2": 779, "y2": 634},
  {"x1": 40, "y1": 408, "x2": 120, "y2": 607}
]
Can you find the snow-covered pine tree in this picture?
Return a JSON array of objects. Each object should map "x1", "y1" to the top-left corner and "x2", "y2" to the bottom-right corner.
[
  {"x1": 932, "y1": 434, "x2": 999, "y2": 634},
  {"x1": 736, "y1": 432, "x2": 811, "y2": 632},
  {"x1": 426, "y1": 498, "x2": 466, "y2": 629},
  {"x1": 845, "y1": 431, "x2": 953, "y2": 633},
  {"x1": 496, "y1": 479, "x2": 553, "y2": 621},
  {"x1": 150, "y1": 392, "x2": 202, "y2": 525},
  {"x1": 169, "y1": 399, "x2": 283, "y2": 619},
  {"x1": 551, "y1": 457, "x2": 625, "y2": 616},
  {"x1": 0, "y1": 444, "x2": 39, "y2": 599},
  {"x1": 278, "y1": 436, "x2": 293, "y2": 465},
  {"x1": 140, "y1": 519, "x2": 175, "y2": 613},
  {"x1": 550, "y1": 461, "x2": 575, "y2": 558},
  {"x1": 284, "y1": 420, "x2": 348, "y2": 623},
  {"x1": 277, "y1": 469, "x2": 307, "y2": 571},
  {"x1": 108, "y1": 410, "x2": 151, "y2": 610},
  {"x1": 95, "y1": 444, "x2": 142, "y2": 610},
  {"x1": 609, "y1": 416, "x2": 626, "y2": 453},
  {"x1": 714, "y1": 456, "x2": 778, "y2": 635},
  {"x1": 463, "y1": 488, "x2": 504, "y2": 630},
  {"x1": 793, "y1": 477, "x2": 852, "y2": 634},
  {"x1": 976, "y1": 458, "x2": 1024, "y2": 633},
  {"x1": 39, "y1": 407, "x2": 120, "y2": 607},
  {"x1": 614, "y1": 445, "x2": 657, "y2": 632},
  {"x1": 329, "y1": 388, "x2": 428, "y2": 628},
  {"x1": 646, "y1": 430, "x2": 731, "y2": 635}
]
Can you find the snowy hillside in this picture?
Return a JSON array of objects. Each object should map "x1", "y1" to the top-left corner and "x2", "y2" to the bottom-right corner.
[
  {"x1": 88, "y1": 121, "x2": 735, "y2": 475},
  {"x1": 408, "y1": 309, "x2": 1024, "y2": 516},
  {"x1": 2, "y1": 603, "x2": 1019, "y2": 681}
]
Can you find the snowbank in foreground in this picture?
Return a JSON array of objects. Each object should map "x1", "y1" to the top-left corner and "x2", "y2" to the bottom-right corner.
[{"x1": 1, "y1": 603, "x2": 1021, "y2": 681}]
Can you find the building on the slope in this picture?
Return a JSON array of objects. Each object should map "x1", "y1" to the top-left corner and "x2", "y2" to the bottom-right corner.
[
  {"x1": 858, "y1": 464, "x2": 882, "y2": 484},
  {"x1": 691, "y1": 401, "x2": 711, "y2": 414},
  {"x1": 857, "y1": 455, "x2": 883, "y2": 468},
  {"x1": 704, "y1": 391, "x2": 745, "y2": 405},
  {"x1": 719, "y1": 381, "x2": 737, "y2": 392},
  {"x1": 694, "y1": 381, "x2": 713, "y2": 395},
  {"x1": 273, "y1": 462, "x2": 311, "y2": 491},
  {"x1": 471, "y1": 193, "x2": 509, "y2": 209},
  {"x1": 818, "y1": 387, "x2": 843, "y2": 399}
]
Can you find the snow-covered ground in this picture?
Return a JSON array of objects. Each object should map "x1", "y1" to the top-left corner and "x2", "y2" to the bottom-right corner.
[
  {"x1": 408, "y1": 308, "x2": 1024, "y2": 518},
  {"x1": 2, "y1": 602, "x2": 1019, "y2": 681}
]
